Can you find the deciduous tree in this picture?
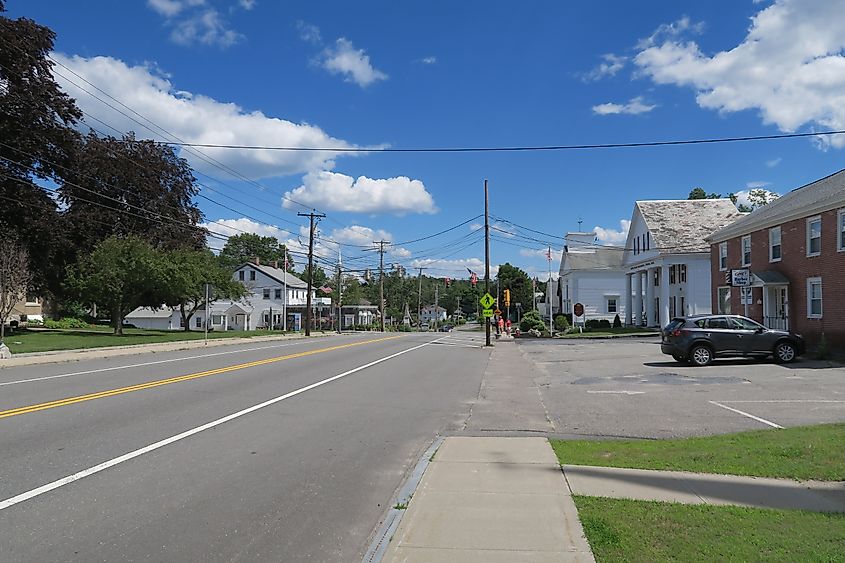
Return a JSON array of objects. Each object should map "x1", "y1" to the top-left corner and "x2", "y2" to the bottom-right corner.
[
  {"x1": 219, "y1": 233, "x2": 294, "y2": 271},
  {"x1": 0, "y1": 238, "x2": 31, "y2": 343}
]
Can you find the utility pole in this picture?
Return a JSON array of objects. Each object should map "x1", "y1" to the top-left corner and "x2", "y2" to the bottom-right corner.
[
  {"x1": 417, "y1": 266, "x2": 426, "y2": 331},
  {"x1": 484, "y1": 179, "x2": 491, "y2": 347},
  {"x1": 434, "y1": 283, "x2": 439, "y2": 331},
  {"x1": 204, "y1": 282, "x2": 209, "y2": 345},
  {"x1": 282, "y1": 244, "x2": 288, "y2": 332},
  {"x1": 298, "y1": 211, "x2": 325, "y2": 336},
  {"x1": 374, "y1": 240, "x2": 390, "y2": 332},
  {"x1": 548, "y1": 245, "x2": 554, "y2": 337}
]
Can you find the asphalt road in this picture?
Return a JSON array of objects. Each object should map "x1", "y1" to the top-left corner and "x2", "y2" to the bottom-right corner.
[{"x1": 0, "y1": 332, "x2": 490, "y2": 562}]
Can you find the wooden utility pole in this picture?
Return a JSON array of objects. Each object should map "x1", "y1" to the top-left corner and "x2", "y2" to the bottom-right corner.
[
  {"x1": 298, "y1": 211, "x2": 325, "y2": 336},
  {"x1": 417, "y1": 266, "x2": 427, "y2": 331},
  {"x1": 336, "y1": 249, "x2": 343, "y2": 334},
  {"x1": 484, "y1": 179, "x2": 491, "y2": 347},
  {"x1": 374, "y1": 240, "x2": 390, "y2": 332}
]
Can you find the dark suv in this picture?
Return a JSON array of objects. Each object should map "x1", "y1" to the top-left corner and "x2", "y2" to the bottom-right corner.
[{"x1": 661, "y1": 315, "x2": 804, "y2": 367}]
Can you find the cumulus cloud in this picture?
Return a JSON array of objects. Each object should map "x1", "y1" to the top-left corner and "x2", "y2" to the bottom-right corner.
[
  {"x1": 147, "y1": 0, "x2": 205, "y2": 18},
  {"x1": 634, "y1": 0, "x2": 845, "y2": 148},
  {"x1": 593, "y1": 96, "x2": 657, "y2": 115},
  {"x1": 583, "y1": 53, "x2": 628, "y2": 81},
  {"x1": 239, "y1": 0, "x2": 256, "y2": 9},
  {"x1": 147, "y1": 1, "x2": 241, "y2": 48},
  {"x1": 297, "y1": 20, "x2": 322, "y2": 44},
  {"x1": 53, "y1": 54, "x2": 360, "y2": 179},
  {"x1": 323, "y1": 225, "x2": 411, "y2": 258},
  {"x1": 636, "y1": 15, "x2": 705, "y2": 49},
  {"x1": 766, "y1": 157, "x2": 782, "y2": 168},
  {"x1": 409, "y1": 258, "x2": 497, "y2": 279},
  {"x1": 421, "y1": 56, "x2": 437, "y2": 64},
  {"x1": 593, "y1": 219, "x2": 630, "y2": 245},
  {"x1": 320, "y1": 38, "x2": 388, "y2": 87},
  {"x1": 283, "y1": 171, "x2": 437, "y2": 215},
  {"x1": 201, "y1": 217, "x2": 294, "y2": 251}
]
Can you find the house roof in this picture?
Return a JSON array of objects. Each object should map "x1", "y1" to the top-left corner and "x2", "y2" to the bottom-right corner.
[
  {"x1": 563, "y1": 247, "x2": 625, "y2": 271},
  {"x1": 237, "y1": 263, "x2": 308, "y2": 288},
  {"x1": 636, "y1": 199, "x2": 743, "y2": 253},
  {"x1": 126, "y1": 307, "x2": 174, "y2": 319},
  {"x1": 706, "y1": 168, "x2": 845, "y2": 243}
]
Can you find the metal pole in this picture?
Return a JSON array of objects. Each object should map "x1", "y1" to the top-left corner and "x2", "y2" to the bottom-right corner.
[
  {"x1": 434, "y1": 284, "x2": 439, "y2": 332},
  {"x1": 548, "y1": 245, "x2": 554, "y2": 336},
  {"x1": 337, "y1": 249, "x2": 343, "y2": 334},
  {"x1": 204, "y1": 282, "x2": 209, "y2": 345},
  {"x1": 484, "y1": 179, "x2": 491, "y2": 347},
  {"x1": 283, "y1": 245, "x2": 288, "y2": 332},
  {"x1": 417, "y1": 267, "x2": 424, "y2": 331}
]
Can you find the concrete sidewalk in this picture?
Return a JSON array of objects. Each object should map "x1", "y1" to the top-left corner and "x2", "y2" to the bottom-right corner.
[
  {"x1": 382, "y1": 437, "x2": 594, "y2": 562},
  {"x1": 563, "y1": 464, "x2": 845, "y2": 513}
]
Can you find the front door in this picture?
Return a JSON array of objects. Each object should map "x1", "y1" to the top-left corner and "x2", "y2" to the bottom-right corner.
[{"x1": 764, "y1": 286, "x2": 789, "y2": 331}]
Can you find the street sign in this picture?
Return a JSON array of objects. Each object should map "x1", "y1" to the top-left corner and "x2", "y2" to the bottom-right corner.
[
  {"x1": 479, "y1": 292, "x2": 495, "y2": 309},
  {"x1": 482, "y1": 308, "x2": 494, "y2": 318},
  {"x1": 731, "y1": 269, "x2": 750, "y2": 287},
  {"x1": 573, "y1": 302, "x2": 584, "y2": 317},
  {"x1": 494, "y1": 308, "x2": 502, "y2": 316}
]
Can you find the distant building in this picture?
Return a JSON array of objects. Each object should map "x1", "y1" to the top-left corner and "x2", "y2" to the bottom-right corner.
[
  {"x1": 558, "y1": 232, "x2": 626, "y2": 322},
  {"x1": 420, "y1": 305, "x2": 447, "y2": 324},
  {"x1": 706, "y1": 168, "x2": 845, "y2": 348},
  {"x1": 623, "y1": 199, "x2": 744, "y2": 327}
]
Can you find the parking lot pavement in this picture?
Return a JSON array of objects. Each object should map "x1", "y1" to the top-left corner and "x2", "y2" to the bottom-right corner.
[{"x1": 516, "y1": 338, "x2": 845, "y2": 439}]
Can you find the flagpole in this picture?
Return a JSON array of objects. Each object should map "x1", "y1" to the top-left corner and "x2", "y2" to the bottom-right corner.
[{"x1": 283, "y1": 246, "x2": 288, "y2": 332}]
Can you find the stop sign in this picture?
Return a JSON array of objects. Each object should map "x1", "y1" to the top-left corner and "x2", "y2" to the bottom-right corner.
[{"x1": 573, "y1": 303, "x2": 584, "y2": 316}]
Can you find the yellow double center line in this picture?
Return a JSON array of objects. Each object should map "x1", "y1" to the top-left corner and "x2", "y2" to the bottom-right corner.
[{"x1": 0, "y1": 336, "x2": 402, "y2": 420}]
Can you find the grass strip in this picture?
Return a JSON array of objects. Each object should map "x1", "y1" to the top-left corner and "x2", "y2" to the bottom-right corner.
[
  {"x1": 574, "y1": 496, "x2": 845, "y2": 563},
  {"x1": 552, "y1": 424, "x2": 845, "y2": 481}
]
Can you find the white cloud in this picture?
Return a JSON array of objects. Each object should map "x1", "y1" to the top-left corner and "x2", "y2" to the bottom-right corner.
[
  {"x1": 322, "y1": 225, "x2": 411, "y2": 258},
  {"x1": 745, "y1": 181, "x2": 771, "y2": 189},
  {"x1": 239, "y1": 0, "x2": 256, "y2": 10},
  {"x1": 147, "y1": 0, "x2": 205, "y2": 17},
  {"x1": 283, "y1": 170, "x2": 437, "y2": 215},
  {"x1": 732, "y1": 188, "x2": 781, "y2": 209},
  {"x1": 636, "y1": 15, "x2": 705, "y2": 49},
  {"x1": 321, "y1": 38, "x2": 388, "y2": 87},
  {"x1": 201, "y1": 217, "x2": 292, "y2": 250},
  {"x1": 592, "y1": 96, "x2": 657, "y2": 115},
  {"x1": 766, "y1": 157, "x2": 782, "y2": 167},
  {"x1": 421, "y1": 56, "x2": 437, "y2": 65},
  {"x1": 634, "y1": 0, "x2": 845, "y2": 148},
  {"x1": 170, "y1": 9, "x2": 242, "y2": 47},
  {"x1": 593, "y1": 219, "x2": 630, "y2": 245},
  {"x1": 297, "y1": 21, "x2": 322, "y2": 44},
  {"x1": 53, "y1": 54, "x2": 360, "y2": 179},
  {"x1": 519, "y1": 248, "x2": 563, "y2": 262},
  {"x1": 583, "y1": 53, "x2": 627, "y2": 81},
  {"x1": 409, "y1": 258, "x2": 497, "y2": 279}
]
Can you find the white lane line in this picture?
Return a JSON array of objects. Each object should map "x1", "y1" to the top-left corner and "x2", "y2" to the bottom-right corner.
[
  {"x1": 709, "y1": 400, "x2": 783, "y2": 429},
  {"x1": 0, "y1": 336, "x2": 448, "y2": 512},
  {"x1": 0, "y1": 338, "x2": 354, "y2": 387},
  {"x1": 721, "y1": 400, "x2": 845, "y2": 404},
  {"x1": 587, "y1": 390, "x2": 645, "y2": 395}
]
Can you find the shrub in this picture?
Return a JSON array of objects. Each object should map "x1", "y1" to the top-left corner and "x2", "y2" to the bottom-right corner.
[
  {"x1": 25, "y1": 317, "x2": 44, "y2": 327},
  {"x1": 520, "y1": 310, "x2": 546, "y2": 333},
  {"x1": 612, "y1": 314, "x2": 622, "y2": 328},
  {"x1": 44, "y1": 317, "x2": 91, "y2": 329},
  {"x1": 554, "y1": 314, "x2": 570, "y2": 331}
]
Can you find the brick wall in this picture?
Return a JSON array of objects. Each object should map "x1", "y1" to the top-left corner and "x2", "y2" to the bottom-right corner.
[{"x1": 710, "y1": 206, "x2": 845, "y2": 349}]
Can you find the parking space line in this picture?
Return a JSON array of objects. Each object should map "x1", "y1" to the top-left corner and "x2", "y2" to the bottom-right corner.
[
  {"x1": 721, "y1": 400, "x2": 845, "y2": 404},
  {"x1": 709, "y1": 401, "x2": 783, "y2": 429}
]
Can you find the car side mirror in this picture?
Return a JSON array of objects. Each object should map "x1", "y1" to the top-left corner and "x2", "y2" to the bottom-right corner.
[{"x1": 755, "y1": 327, "x2": 765, "y2": 333}]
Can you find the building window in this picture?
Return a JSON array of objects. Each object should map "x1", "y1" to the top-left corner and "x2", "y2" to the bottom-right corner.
[
  {"x1": 195, "y1": 316, "x2": 202, "y2": 328},
  {"x1": 807, "y1": 216, "x2": 821, "y2": 257},
  {"x1": 669, "y1": 265, "x2": 676, "y2": 284},
  {"x1": 719, "y1": 242, "x2": 727, "y2": 271},
  {"x1": 263, "y1": 288, "x2": 270, "y2": 299},
  {"x1": 654, "y1": 269, "x2": 660, "y2": 287},
  {"x1": 239, "y1": 271, "x2": 245, "y2": 281},
  {"x1": 634, "y1": 237, "x2": 639, "y2": 255},
  {"x1": 679, "y1": 264, "x2": 687, "y2": 283},
  {"x1": 769, "y1": 226, "x2": 782, "y2": 262},
  {"x1": 250, "y1": 270, "x2": 256, "y2": 281},
  {"x1": 212, "y1": 315, "x2": 223, "y2": 325},
  {"x1": 838, "y1": 209, "x2": 845, "y2": 252},
  {"x1": 740, "y1": 287, "x2": 753, "y2": 306},
  {"x1": 718, "y1": 287, "x2": 731, "y2": 314},
  {"x1": 646, "y1": 232, "x2": 650, "y2": 251},
  {"x1": 807, "y1": 278, "x2": 822, "y2": 318},
  {"x1": 275, "y1": 288, "x2": 282, "y2": 300},
  {"x1": 606, "y1": 297, "x2": 618, "y2": 313},
  {"x1": 741, "y1": 235, "x2": 751, "y2": 266}
]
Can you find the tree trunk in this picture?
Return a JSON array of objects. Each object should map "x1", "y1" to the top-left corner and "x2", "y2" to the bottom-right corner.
[
  {"x1": 181, "y1": 303, "x2": 191, "y2": 332},
  {"x1": 112, "y1": 307, "x2": 123, "y2": 336}
]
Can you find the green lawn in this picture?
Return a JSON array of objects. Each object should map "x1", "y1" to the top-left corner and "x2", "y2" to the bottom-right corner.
[
  {"x1": 574, "y1": 496, "x2": 845, "y2": 563},
  {"x1": 551, "y1": 424, "x2": 845, "y2": 481},
  {"x1": 1, "y1": 327, "x2": 306, "y2": 354}
]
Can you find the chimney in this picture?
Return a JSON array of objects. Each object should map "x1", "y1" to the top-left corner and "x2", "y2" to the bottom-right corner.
[
  {"x1": 251, "y1": 256, "x2": 260, "y2": 266},
  {"x1": 273, "y1": 260, "x2": 279, "y2": 269}
]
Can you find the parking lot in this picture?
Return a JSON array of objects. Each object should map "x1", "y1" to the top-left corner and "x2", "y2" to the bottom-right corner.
[{"x1": 517, "y1": 337, "x2": 845, "y2": 439}]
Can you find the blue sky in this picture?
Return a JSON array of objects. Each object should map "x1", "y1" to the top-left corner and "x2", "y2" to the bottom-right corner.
[{"x1": 10, "y1": 0, "x2": 845, "y2": 279}]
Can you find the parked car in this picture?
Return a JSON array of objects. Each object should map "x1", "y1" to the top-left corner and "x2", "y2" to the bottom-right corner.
[
  {"x1": 661, "y1": 314, "x2": 804, "y2": 367},
  {"x1": 419, "y1": 323, "x2": 430, "y2": 332},
  {"x1": 439, "y1": 325, "x2": 453, "y2": 332}
]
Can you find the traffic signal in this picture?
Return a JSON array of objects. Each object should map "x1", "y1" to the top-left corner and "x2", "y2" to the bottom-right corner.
[
  {"x1": 445, "y1": 277, "x2": 451, "y2": 287},
  {"x1": 504, "y1": 288, "x2": 511, "y2": 307}
]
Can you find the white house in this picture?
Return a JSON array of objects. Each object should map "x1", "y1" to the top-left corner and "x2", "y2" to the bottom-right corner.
[
  {"x1": 127, "y1": 259, "x2": 332, "y2": 332},
  {"x1": 623, "y1": 199, "x2": 743, "y2": 327},
  {"x1": 558, "y1": 232, "x2": 627, "y2": 322},
  {"x1": 420, "y1": 305, "x2": 447, "y2": 324}
]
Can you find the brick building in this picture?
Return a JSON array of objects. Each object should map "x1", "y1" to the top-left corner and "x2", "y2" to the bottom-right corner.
[{"x1": 706, "y1": 169, "x2": 845, "y2": 349}]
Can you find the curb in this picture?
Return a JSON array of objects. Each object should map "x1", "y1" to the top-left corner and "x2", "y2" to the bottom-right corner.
[{"x1": 362, "y1": 436, "x2": 444, "y2": 563}]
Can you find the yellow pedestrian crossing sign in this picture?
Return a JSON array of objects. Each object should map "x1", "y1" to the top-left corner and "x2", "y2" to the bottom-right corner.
[{"x1": 479, "y1": 292, "x2": 495, "y2": 309}]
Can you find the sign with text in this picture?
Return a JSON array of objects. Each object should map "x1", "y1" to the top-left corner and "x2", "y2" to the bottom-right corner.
[
  {"x1": 731, "y1": 269, "x2": 750, "y2": 287},
  {"x1": 482, "y1": 308, "x2": 494, "y2": 318},
  {"x1": 573, "y1": 302, "x2": 585, "y2": 317}
]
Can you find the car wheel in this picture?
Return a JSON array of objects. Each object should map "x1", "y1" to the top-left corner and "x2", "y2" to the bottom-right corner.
[
  {"x1": 672, "y1": 353, "x2": 687, "y2": 363},
  {"x1": 689, "y1": 345, "x2": 713, "y2": 367},
  {"x1": 774, "y1": 341, "x2": 797, "y2": 363}
]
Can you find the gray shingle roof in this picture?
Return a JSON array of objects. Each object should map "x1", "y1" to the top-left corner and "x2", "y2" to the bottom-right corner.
[
  {"x1": 240, "y1": 263, "x2": 308, "y2": 288},
  {"x1": 707, "y1": 168, "x2": 845, "y2": 243},
  {"x1": 637, "y1": 199, "x2": 744, "y2": 253},
  {"x1": 562, "y1": 247, "x2": 625, "y2": 271}
]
